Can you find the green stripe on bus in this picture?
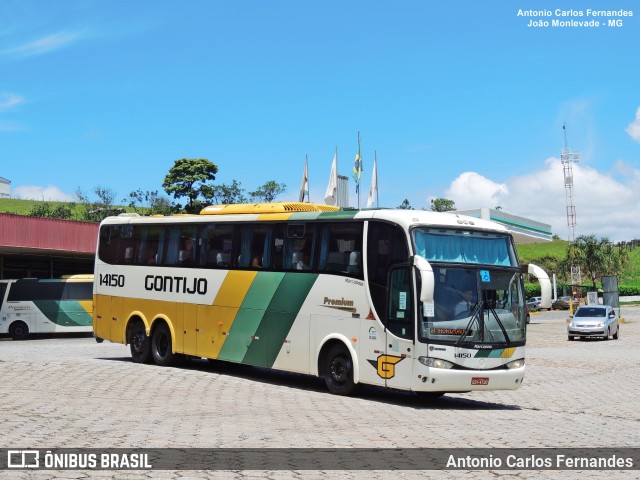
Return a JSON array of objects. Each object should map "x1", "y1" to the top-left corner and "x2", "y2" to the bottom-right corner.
[
  {"x1": 218, "y1": 272, "x2": 285, "y2": 363},
  {"x1": 288, "y1": 212, "x2": 322, "y2": 221},
  {"x1": 33, "y1": 300, "x2": 93, "y2": 327},
  {"x1": 243, "y1": 273, "x2": 318, "y2": 368},
  {"x1": 474, "y1": 349, "x2": 504, "y2": 358},
  {"x1": 317, "y1": 210, "x2": 359, "y2": 219}
]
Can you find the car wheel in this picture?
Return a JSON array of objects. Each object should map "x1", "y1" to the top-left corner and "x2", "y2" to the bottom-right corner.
[
  {"x1": 604, "y1": 327, "x2": 611, "y2": 341},
  {"x1": 613, "y1": 326, "x2": 619, "y2": 340},
  {"x1": 568, "y1": 336, "x2": 575, "y2": 341}
]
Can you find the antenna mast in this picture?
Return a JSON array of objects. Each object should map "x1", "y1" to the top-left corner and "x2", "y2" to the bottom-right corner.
[{"x1": 561, "y1": 124, "x2": 581, "y2": 286}]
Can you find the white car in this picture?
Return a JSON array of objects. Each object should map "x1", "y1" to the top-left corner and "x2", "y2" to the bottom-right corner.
[
  {"x1": 567, "y1": 305, "x2": 620, "y2": 341},
  {"x1": 526, "y1": 297, "x2": 542, "y2": 308}
]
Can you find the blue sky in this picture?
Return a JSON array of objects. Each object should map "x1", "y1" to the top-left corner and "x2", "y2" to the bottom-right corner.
[{"x1": 1, "y1": 1, "x2": 639, "y2": 240}]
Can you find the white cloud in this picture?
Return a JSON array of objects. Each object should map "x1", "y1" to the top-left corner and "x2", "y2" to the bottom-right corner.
[
  {"x1": 0, "y1": 93, "x2": 24, "y2": 111},
  {"x1": 1, "y1": 30, "x2": 83, "y2": 58},
  {"x1": 13, "y1": 185, "x2": 75, "y2": 202},
  {"x1": 625, "y1": 107, "x2": 640, "y2": 142},
  {"x1": 445, "y1": 159, "x2": 640, "y2": 242},
  {"x1": 445, "y1": 172, "x2": 509, "y2": 210}
]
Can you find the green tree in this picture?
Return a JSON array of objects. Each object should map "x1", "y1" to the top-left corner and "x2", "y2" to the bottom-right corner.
[
  {"x1": 430, "y1": 197, "x2": 456, "y2": 212},
  {"x1": 126, "y1": 189, "x2": 176, "y2": 215},
  {"x1": 162, "y1": 158, "x2": 218, "y2": 213},
  {"x1": 249, "y1": 180, "x2": 286, "y2": 203},
  {"x1": 28, "y1": 201, "x2": 74, "y2": 220},
  {"x1": 203, "y1": 180, "x2": 247, "y2": 205},
  {"x1": 398, "y1": 199, "x2": 414, "y2": 210},
  {"x1": 76, "y1": 187, "x2": 123, "y2": 222},
  {"x1": 566, "y1": 234, "x2": 629, "y2": 289}
]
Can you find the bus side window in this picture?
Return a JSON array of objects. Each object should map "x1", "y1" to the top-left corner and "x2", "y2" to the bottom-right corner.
[
  {"x1": 284, "y1": 223, "x2": 315, "y2": 271},
  {"x1": 317, "y1": 223, "x2": 362, "y2": 277}
]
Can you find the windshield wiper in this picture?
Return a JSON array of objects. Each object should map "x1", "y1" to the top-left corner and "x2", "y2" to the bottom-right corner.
[
  {"x1": 486, "y1": 306, "x2": 511, "y2": 344},
  {"x1": 455, "y1": 302, "x2": 511, "y2": 346},
  {"x1": 456, "y1": 302, "x2": 483, "y2": 346}
]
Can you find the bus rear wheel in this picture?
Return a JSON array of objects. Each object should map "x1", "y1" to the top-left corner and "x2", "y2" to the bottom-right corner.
[
  {"x1": 9, "y1": 321, "x2": 29, "y2": 341},
  {"x1": 129, "y1": 322, "x2": 151, "y2": 364},
  {"x1": 151, "y1": 323, "x2": 176, "y2": 367},
  {"x1": 324, "y1": 344, "x2": 357, "y2": 396}
]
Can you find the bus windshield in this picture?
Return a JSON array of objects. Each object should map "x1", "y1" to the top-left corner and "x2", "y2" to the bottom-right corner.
[
  {"x1": 412, "y1": 228, "x2": 517, "y2": 267},
  {"x1": 418, "y1": 267, "x2": 526, "y2": 347}
]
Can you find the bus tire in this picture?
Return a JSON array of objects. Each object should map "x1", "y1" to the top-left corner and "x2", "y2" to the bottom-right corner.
[
  {"x1": 151, "y1": 323, "x2": 176, "y2": 367},
  {"x1": 9, "y1": 321, "x2": 29, "y2": 341},
  {"x1": 129, "y1": 322, "x2": 152, "y2": 364},
  {"x1": 324, "y1": 344, "x2": 357, "y2": 396}
]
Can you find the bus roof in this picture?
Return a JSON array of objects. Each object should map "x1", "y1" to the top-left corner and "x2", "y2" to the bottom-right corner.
[{"x1": 99, "y1": 203, "x2": 509, "y2": 236}]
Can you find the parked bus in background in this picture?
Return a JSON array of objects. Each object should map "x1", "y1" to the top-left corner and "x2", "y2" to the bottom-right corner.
[
  {"x1": 93, "y1": 203, "x2": 534, "y2": 397},
  {"x1": 0, "y1": 275, "x2": 93, "y2": 340}
]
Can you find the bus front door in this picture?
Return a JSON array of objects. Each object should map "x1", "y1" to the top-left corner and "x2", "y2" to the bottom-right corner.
[{"x1": 384, "y1": 266, "x2": 415, "y2": 391}]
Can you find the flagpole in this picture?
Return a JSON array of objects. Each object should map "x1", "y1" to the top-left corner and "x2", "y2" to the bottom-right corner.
[
  {"x1": 357, "y1": 131, "x2": 361, "y2": 210},
  {"x1": 306, "y1": 155, "x2": 310, "y2": 202},
  {"x1": 375, "y1": 150, "x2": 379, "y2": 208}
]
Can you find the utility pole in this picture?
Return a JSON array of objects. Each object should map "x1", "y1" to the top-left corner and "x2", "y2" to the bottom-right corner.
[{"x1": 562, "y1": 124, "x2": 581, "y2": 311}]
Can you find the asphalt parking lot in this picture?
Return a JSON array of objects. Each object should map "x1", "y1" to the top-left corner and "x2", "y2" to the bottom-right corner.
[{"x1": 1, "y1": 307, "x2": 638, "y2": 479}]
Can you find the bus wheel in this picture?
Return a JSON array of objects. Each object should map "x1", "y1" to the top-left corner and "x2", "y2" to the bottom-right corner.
[
  {"x1": 324, "y1": 344, "x2": 357, "y2": 396},
  {"x1": 129, "y1": 323, "x2": 151, "y2": 364},
  {"x1": 9, "y1": 321, "x2": 29, "y2": 341},
  {"x1": 151, "y1": 323, "x2": 176, "y2": 367}
]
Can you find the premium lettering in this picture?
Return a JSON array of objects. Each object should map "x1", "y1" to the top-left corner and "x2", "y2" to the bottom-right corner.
[{"x1": 144, "y1": 275, "x2": 207, "y2": 295}]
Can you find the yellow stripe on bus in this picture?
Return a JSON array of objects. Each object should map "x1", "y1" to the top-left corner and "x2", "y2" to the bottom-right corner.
[
  {"x1": 199, "y1": 270, "x2": 258, "y2": 359},
  {"x1": 500, "y1": 347, "x2": 516, "y2": 358}
]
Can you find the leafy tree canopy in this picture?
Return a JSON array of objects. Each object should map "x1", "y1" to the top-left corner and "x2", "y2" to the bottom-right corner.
[
  {"x1": 398, "y1": 199, "x2": 414, "y2": 210},
  {"x1": 565, "y1": 234, "x2": 629, "y2": 288},
  {"x1": 162, "y1": 158, "x2": 218, "y2": 211},
  {"x1": 249, "y1": 180, "x2": 286, "y2": 203},
  {"x1": 430, "y1": 197, "x2": 456, "y2": 212},
  {"x1": 203, "y1": 180, "x2": 248, "y2": 205}
]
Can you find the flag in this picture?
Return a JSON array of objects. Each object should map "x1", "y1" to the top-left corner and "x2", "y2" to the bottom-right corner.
[
  {"x1": 298, "y1": 157, "x2": 309, "y2": 202},
  {"x1": 324, "y1": 152, "x2": 338, "y2": 205},
  {"x1": 352, "y1": 133, "x2": 362, "y2": 194},
  {"x1": 367, "y1": 155, "x2": 378, "y2": 208}
]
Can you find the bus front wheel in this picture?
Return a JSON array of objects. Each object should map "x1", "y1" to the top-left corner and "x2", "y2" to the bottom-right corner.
[
  {"x1": 129, "y1": 322, "x2": 151, "y2": 364},
  {"x1": 151, "y1": 323, "x2": 176, "y2": 367},
  {"x1": 324, "y1": 344, "x2": 358, "y2": 396},
  {"x1": 9, "y1": 321, "x2": 29, "y2": 341}
]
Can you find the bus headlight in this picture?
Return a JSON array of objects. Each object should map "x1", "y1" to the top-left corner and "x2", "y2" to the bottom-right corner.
[
  {"x1": 506, "y1": 359, "x2": 525, "y2": 369},
  {"x1": 418, "y1": 357, "x2": 454, "y2": 369}
]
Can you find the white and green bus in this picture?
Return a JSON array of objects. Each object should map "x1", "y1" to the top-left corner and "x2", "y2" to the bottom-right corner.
[
  {"x1": 93, "y1": 203, "x2": 531, "y2": 396},
  {"x1": 0, "y1": 275, "x2": 94, "y2": 340}
]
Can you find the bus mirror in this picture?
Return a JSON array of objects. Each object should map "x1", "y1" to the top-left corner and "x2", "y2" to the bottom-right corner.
[{"x1": 413, "y1": 255, "x2": 434, "y2": 303}]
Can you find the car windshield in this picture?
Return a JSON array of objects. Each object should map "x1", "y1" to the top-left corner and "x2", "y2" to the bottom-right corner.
[{"x1": 575, "y1": 307, "x2": 606, "y2": 317}]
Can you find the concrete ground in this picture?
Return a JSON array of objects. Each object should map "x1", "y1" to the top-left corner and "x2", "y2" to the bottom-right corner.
[{"x1": 1, "y1": 308, "x2": 638, "y2": 479}]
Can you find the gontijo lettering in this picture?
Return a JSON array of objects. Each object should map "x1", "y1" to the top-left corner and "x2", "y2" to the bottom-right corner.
[{"x1": 144, "y1": 275, "x2": 207, "y2": 295}]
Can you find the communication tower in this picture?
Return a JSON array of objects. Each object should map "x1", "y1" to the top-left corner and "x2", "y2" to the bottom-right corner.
[{"x1": 561, "y1": 124, "x2": 581, "y2": 286}]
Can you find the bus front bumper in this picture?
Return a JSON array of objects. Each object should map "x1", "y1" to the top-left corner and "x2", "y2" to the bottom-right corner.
[{"x1": 412, "y1": 365, "x2": 526, "y2": 392}]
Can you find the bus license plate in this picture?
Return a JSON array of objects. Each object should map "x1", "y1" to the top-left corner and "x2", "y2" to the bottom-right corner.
[{"x1": 471, "y1": 377, "x2": 489, "y2": 385}]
